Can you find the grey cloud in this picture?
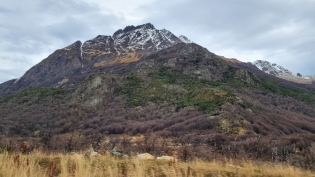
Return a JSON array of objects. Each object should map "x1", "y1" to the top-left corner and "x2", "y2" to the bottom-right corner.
[
  {"x1": 138, "y1": 0, "x2": 315, "y2": 75},
  {"x1": 47, "y1": 16, "x2": 92, "y2": 41},
  {"x1": 0, "y1": 64, "x2": 28, "y2": 84},
  {"x1": 0, "y1": 0, "x2": 126, "y2": 82},
  {"x1": 1, "y1": 0, "x2": 122, "y2": 54},
  {"x1": 143, "y1": 0, "x2": 314, "y2": 46},
  {"x1": 0, "y1": 6, "x2": 11, "y2": 13},
  {"x1": 0, "y1": 69, "x2": 19, "y2": 84}
]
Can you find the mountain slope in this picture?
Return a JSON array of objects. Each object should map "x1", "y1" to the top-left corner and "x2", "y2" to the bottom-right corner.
[{"x1": 1, "y1": 42, "x2": 315, "y2": 136}]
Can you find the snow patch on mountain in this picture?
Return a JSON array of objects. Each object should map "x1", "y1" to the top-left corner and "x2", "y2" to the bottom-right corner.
[{"x1": 178, "y1": 35, "x2": 192, "y2": 43}]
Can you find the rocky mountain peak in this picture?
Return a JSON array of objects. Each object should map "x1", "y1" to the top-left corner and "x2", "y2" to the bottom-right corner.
[
  {"x1": 113, "y1": 23, "x2": 155, "y2": 37},
  {"x1": 122, "y1": 25, "x2": 137, "y2": 32},
  {"x1": 83, "y1": 23, "x2": 185, "y2": 58},
  {"x1": 63, "y1": 40, "x2": 82, "y2": 50},
  {"x1": 139, "y1": 23, "x2": 155, "y2": 30}
]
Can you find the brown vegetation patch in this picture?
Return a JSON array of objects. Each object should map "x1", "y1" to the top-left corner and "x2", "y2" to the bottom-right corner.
[
  {"x1": 93, "y1": 52, "x2": 140, "y2": 67},
  {"x1": 93, "y1": 61, "x2": 107, "y2": 67},
  {"x1": 84, "y1": 49, "x2": 107, "y2": 61},
  {"x1": 219, "y1": 56, "x2": 242, "y2": 63},
  {"x1": 194, "y1": 88, "x2": 228, "y2": 100},
  {"x1": 117, "y1": 52, "x2": 140, "y2": 64},
  {"x1": 109, "y1": 52, "x2": 141, "y2": 65}
]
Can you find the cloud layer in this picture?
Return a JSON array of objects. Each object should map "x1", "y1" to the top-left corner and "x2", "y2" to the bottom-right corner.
[
  {"x1": 139, "y1": 0, "x2": 315, "y2": 74},
  {"x1": 0, "y1": 0, "x2": 125, "y2": 82},
  {"x1": 1, "y1": 0, "x2": 314, "y2": 82}
]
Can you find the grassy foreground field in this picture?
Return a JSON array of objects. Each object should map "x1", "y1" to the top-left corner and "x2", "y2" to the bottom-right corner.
[{"x1": 0, "y1": 152, "x2": 314, "y2": 177}]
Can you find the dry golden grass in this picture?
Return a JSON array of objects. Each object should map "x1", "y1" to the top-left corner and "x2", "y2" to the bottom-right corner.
[
  {"x1": 93, "y1": 52, "x2": 140, "y2": 68},
  {"x1": 84, "y1": 49, "x2": 107, "y2": 61},
  {"x1": 116, "y1": 52, "x2": 140, "y2": 64},
  {"x1": 219, "y1": 56, "x2": 242, "y2": 63},
  {"x1": 93, "y1": 60, "x2": 107, "y2": 67},
  {"x1": 110, "y1": 52, "x2": 140, "y2": 64},
  {"x1": 0, "y1": 152, "x2": 314, "y2": 177}
]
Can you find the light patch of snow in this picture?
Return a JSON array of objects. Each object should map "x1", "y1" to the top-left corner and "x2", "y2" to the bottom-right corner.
[
  {"x1": 178, "y1": 35, "x2": 192, "y2": 43},
  {"x1": 14, "y1": 78, "x2": 20, "y2": 84},
  {"x1": 160, "y1": 29, "x2": 175, "y2": 44},
  {"x1": 303, "y1": 76, "x2": 310, "y2": 80},
  {"x1": 80, "y1": 43, "x2": 83, "y2": 59},
  {"x1": 114, "y1": 46, "x2": 120, "y2": 55},
  {"x1": 80, "y1": 42, "x2": 84, "y2": 68}
]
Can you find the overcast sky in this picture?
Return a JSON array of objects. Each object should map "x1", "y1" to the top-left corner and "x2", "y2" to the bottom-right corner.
[{"x1": 1, "y1": 0, "x2": 315, "y2": 83}]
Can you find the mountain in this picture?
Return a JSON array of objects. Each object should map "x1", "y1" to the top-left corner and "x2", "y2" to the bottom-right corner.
[
  {"x1": 1, "y1": 23, "x2": 315, "y2": 166},
  {"x1": 252, "y1": 60, "x2": 315, "y2": 84},
  {"x1": 3, "y1": 39, "x2": 315, "y2": 136},
  {"x1": 0, "y1": 23, "x2": 191, "y2": 97}
]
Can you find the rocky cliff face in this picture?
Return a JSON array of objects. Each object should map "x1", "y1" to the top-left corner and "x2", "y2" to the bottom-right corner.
[
  {"x1": 20, "y1": 41, "x2": 83, "y2": 87},
  {"x1": 0, "y1": 23, "x2": 192, "y2": 97},
  {"x1": 0, "y1": 41, "x2": 84, "y2": 96}
]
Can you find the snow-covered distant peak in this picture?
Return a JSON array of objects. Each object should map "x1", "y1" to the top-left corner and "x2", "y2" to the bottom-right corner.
[
  {"x1": 252, "y1": 60, "x2": 293, "y2": 76},
  {"x1": 252, "y1": 60, "x2": 315, "y2": 84},
  {"x1": 178, "y1": 35, "x2": 192, "y2": 43}
]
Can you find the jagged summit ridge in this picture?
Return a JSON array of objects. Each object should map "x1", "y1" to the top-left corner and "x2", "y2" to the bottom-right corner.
[
  {"x1": 113, "y1": 23, "x2": 156, "y2": 37},
  {"x1": 81, "y1": 23, "x2": 188, "y2": 58}
]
